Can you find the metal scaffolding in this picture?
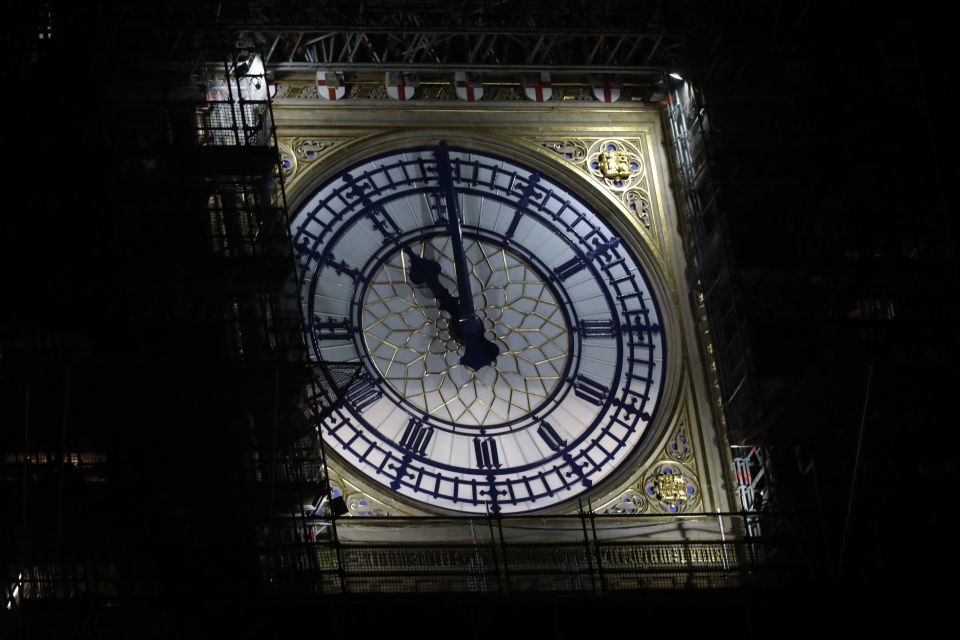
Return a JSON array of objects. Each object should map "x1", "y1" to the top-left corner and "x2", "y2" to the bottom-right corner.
[
  {"x1": 218, "y1": 0, "x2": 681, "y2": 72},
  {"x1": 0, "y1": 44, "x2": 357, "y2": 614},
  {"x1": 665, "y1": 77, "x2": 759, "y2": 443},
  {"x1": 266, "y1": 511, "x2": 801, "y2": 595}
]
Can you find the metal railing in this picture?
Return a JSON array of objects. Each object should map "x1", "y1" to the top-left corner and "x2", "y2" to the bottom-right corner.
[
  {"x1": 6, "y1": 517, "x2": 797, "y2": 609},
  {"x1": 263, "y1": 512, "x2": 805, "y2": 595}
]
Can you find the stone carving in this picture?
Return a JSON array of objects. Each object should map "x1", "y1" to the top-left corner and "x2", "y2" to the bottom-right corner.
[
  {"x1": 600, "y1": 489, "x2": 648, "y2": 515},
  {"x1": 643, "y1": 462, "x2": 701, "y2": 514},
  {"x1": 587, "y1": 139, "x2": 645, "y2": 190},
  {"x1": 539, "y1": 140, "x2": 588, "y2": 164},
  {"x1": 666, "y1": 414, "x2": 693, "y2": 463},
  {"x1": 622, "y1": 189, "x2": 652, "y2": 228},
  {"x1": 293, "y1": 139, "x2": 336, "y2": 162}
]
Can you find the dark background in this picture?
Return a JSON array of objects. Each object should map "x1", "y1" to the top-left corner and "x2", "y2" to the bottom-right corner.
[{"x1": 683, "y1": 1, "x2": 958, "y2": 594}]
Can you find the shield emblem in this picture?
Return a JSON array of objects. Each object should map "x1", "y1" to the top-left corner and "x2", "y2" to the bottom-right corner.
[
  {"x1": 316, "y1": 71, "x2": 346, "y2": 101},
  {"x1": 454, "y1": 71, "x2": 483, "y2": 102},
  {"x1": 524, "y1": 72, "x2": 552, "y2": 102},
  {"x1": 386, "y1": 83, "x2": 415, "y2": 101},
  {"x1": 386, "y1": 73, "x2": 417, "y2": 101},
  {"x1": 593, "y1": 83, "x2": 621, "y2": 103}
]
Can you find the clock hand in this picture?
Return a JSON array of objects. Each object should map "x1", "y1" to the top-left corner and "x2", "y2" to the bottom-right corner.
[
  {"x1": 404, "y1": 246, "x2": 500, "y2": 365},
  {"x1": 434, "y1": 141, "x2": 499, "y2": 370},
  {"x1": 404, "y1": 247, "x2": 459, "y2": 321},
  {"x1": 434, "y1": 142, "x2": 477, "y2": 321}
]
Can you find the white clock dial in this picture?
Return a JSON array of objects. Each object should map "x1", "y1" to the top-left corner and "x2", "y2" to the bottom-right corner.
[{"x1": 361, "y1": 236, "x2": 570, "y2": 426}]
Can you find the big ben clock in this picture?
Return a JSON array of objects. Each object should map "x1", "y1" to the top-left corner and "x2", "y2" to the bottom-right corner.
[{"x1": 291, "y1": 136, "x2": 678, "y2": 515}]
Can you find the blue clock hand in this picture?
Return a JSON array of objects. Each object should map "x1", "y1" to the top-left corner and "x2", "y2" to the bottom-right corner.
[
  {"x1": 434, "y1": 141, "x2": 499, "y2": 370},
  {"x1": 405, "y1": 247, "x2": 500, "y2": 363},
  {"x1": 404, "y1": 247, "x2": 459, "y2": 321}
]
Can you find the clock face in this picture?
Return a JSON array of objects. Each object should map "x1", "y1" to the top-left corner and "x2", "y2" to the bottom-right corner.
[{"x1": 292, "y1": 143, "x2": 668, "y2": 514}]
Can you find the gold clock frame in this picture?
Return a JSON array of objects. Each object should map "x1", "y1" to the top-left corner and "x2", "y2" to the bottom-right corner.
[{"x1": 274, "y1": 99, "x2": 735, "y2": 521}]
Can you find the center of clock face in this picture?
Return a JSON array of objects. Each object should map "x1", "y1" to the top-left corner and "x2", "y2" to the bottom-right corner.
[{"x1": 360, "y1": 235, "x2": 571, "y2": 427}]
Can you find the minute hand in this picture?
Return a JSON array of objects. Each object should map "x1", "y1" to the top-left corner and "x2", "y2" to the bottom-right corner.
[{"x1": 434, "y1": 141, "x2": 499, "y2": 370}]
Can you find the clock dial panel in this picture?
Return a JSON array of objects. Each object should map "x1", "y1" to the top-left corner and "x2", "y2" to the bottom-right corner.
[
  {"x1": 361, "y1": 236, "x2": 571, "y2": 426},
  {"x1": 293, "y1": 145, "x2": 668, "y2": 514}
]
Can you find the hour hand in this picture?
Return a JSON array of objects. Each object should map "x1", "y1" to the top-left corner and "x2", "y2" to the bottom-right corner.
[
  {"x1": 457, "y1": 315, "x2": 500, "y2": 370},
  {"x1": 405, "y1": 246, "x2": 498, "y2": 371},
  {"x1": 404, "y1": 247, "x2": 459, "y2": 321}
]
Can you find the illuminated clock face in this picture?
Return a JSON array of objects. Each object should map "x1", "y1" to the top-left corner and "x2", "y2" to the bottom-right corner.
[{"x1": 292, "y1": 143, "x2": 667, "y2": 514}]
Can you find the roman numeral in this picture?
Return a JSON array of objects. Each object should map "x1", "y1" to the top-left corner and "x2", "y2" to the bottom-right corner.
[
  {"x1": 398, "y1": 417, "x2": 433, "y2": 455},
  {"x1": 573, "y1": 374, "x2": 609, "y2": 406},
  {"x1": 474, "y1": 436, "x2": 501, "y2": 469},
  {"x1": 578, "y1": 318, "x2": 662, "y2": 340},
  {"x1": 579, "y1": 319, "x2": 616, "y2": 339},
  {"x1": 536, "y1": 420, "x2": 566, "y2": 452},
  {"x1": 343, "y1": 373, "x2": 382, "y2": 413},
  {"x1": 312, "y1": 315, "x2": 354, "y2": 340}
]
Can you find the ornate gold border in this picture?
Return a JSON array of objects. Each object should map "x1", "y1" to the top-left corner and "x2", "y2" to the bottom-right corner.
[{"x1": 275, "y1": 103, "x2": 733, "y2": 518}]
